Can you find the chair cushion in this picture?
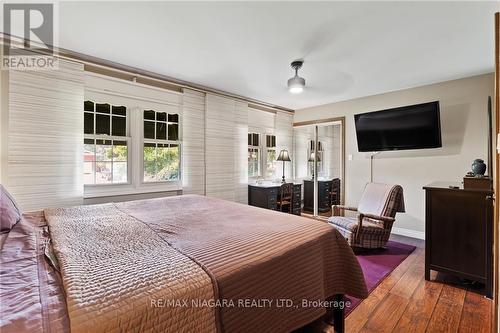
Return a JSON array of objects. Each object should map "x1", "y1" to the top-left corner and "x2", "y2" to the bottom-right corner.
[
  {"x1": 328, "y1": 216, "x2": 385, "y2": 232},
  {"x1": 328, "y1": 216, "x2": 391, "y2": 248},
  {"x1": 358, "y1": 183, "x2": 393, "y2": 216}
]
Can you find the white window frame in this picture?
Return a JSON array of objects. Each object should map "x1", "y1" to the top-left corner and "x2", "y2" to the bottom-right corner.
[
  {"x1": 264, "y1": 134, "x2": 277, "y2": 179},
  {"x1": 83, "y1": 73, "x2": 183, "y2": 199},
  {"x1": 83, "y1": 101, "x2": 132, "y2": 187},
  {"x1": 141, "y1": 109, "x2": 182, "y2": 184},
  {"x1": 248, "y1": 132, "x2": 261, "y2": 179}
]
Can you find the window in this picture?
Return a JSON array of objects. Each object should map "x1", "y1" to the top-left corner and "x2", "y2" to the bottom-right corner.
[
  {"x1": 84, "y1": 101, "x2": 128, "y2": 184},
  {"x1": 143, "y1": 110, "x2": 180, "y2": 182},
  {"x1": 248, "y1": 132, "x2": 260, "y2": 178},
  {"x1": 265, "y1": 135, "x2": 276, "y2": 178}
]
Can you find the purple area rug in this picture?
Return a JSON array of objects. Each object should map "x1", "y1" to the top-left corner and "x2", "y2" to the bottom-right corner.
[{"x1": 345, "y1": 240, "x2": 416, "y2": 316}]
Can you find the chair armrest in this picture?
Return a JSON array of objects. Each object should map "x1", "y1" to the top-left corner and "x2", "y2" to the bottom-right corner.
[
  {"x1": 332, "y1": 205, "x2": 358, "y2": 212},
  {"x1": 359, "y1": 213, "x2": 395, "y2": 224},
  {"x1": 332, "y1": 205, "x2": 358, "y2": 217}
]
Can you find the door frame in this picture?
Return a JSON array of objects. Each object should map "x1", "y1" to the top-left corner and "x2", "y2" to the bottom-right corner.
[
  {"x1": 493, "y1": 12, "x2": 499, "y2": 333},
  {"x1": 293, "y1": 116, "x2": 346, "y2": 212}
]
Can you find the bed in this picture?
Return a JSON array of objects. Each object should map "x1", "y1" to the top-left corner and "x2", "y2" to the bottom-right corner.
[{"x1": 0, "y1": 194, "x2": 367, "y2": 333}]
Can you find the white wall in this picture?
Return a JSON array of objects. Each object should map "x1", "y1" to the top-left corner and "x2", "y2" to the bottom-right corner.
[{"x1": 294, "y1": 73, "x2": 494, "y2": 238}]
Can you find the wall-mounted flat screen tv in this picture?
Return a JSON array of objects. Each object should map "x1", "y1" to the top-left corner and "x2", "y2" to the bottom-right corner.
[{"x1": 354, "y1": 101, "x2": 442, "y2": 152}]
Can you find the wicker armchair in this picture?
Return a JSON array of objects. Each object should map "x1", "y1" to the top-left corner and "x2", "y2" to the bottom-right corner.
[{"x1": 328, "y1": 183, "x2": 405, "y2": 249}]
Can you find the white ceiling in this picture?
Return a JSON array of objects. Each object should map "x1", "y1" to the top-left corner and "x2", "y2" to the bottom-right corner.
[{"x1": 59, "y1": 1, "x2": 498, "y2": 110}]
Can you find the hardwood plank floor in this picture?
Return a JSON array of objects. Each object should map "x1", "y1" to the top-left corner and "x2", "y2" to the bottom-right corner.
[{"x1": 301, "y1": 234, "x2": 493, "y2": 333}]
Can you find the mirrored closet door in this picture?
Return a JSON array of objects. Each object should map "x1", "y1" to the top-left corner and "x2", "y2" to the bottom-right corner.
[{"x1": 293, "y1": 120, "x2": 344, "y2": 218}]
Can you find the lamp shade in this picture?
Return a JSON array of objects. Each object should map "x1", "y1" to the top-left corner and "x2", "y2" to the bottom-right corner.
[
  {"x1": 308, "y1": 152, "x2": 321, "y2": 162},
  {"x1": 277, "y1": 149, "x2": 291, "y2": 162}
]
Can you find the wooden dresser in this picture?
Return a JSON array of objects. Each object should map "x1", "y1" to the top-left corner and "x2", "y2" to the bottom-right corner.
[
  {"x1": 303, "y1": 179, "x2": 332, "y2": 213},
  {"x1": 423, "y1": 182, "x2": 493, "y2": 298},
  {"x1": 248, "y1": 183, "x2": 302, "y2": 215}
]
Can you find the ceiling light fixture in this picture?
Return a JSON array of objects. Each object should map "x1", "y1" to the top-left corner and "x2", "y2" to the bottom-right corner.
[{"x1": 287, "y1": 60, "x2": 305, "y2": 94}]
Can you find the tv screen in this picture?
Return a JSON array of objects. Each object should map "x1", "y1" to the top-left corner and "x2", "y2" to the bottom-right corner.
[{"x1": 354, "y1": 101, "x2": 442, "y2": 152}]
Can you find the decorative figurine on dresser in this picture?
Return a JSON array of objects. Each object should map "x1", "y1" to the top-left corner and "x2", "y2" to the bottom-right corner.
[{"x1": 423, "y1": 159, "x2": 493, "y2": 298}]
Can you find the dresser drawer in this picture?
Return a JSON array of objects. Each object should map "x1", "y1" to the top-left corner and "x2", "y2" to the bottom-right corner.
[{"x1": 268, "y1": 188, "x2": 278, "y2": 196}]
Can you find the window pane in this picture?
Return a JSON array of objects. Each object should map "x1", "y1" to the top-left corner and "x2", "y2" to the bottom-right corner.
[
  {"x1": 168, "y1": 114, "x2": 178, "y2": 123},
  {"x1": 113, "y1": 141, "x2": 127, "y2": 162},
  {"x1": 96, "y1": 114, "x2": 110, "y2": 135},
  {"x1": 156, "y1": 112, "x2": 167, "y2": 122},
  {"x1": 112, "y1": 162, "x2": 127, "y2": 183},
  {"x1": 266, "y1": 149, "x2": 276, "y2": 177},
  {"x1": 95, "y1": 142, "x2": 112, "y2": 161},
  {"x1": 253, "y1": 133, "x2": 259, "y2": 146},
  {"x1": 84, "y1": 113, "x2": 94, "y2": 134},
  {"x1": 96, "y1": 139, "x2": 112, "y2": 145},
  {"x1": 84, "y1": 141, "x2": 95, "y2": 162},
  {"x1": 96, "y1": 103, "x2": 110, "y2": 114},
  {"x1": 144, "y1": 121, "x2": 155, "y2": 139},
  {"x1": 248, "y1": 133, "x2": 252, "y2": 145},
  {"x1": 95, "y1": 162, "x2": 112, "y2": 184},
  {"x1": 83, "y1": 162, "x2": 94, "y2": 184},
  {"x1": 84, "y1": 101, "x2": 94, "y2": 112},
  {"x1": 157, "y1": 144, "x2": 179, "y2": 181},
  {"x1": 168, "y1": 123, "x2": 178, "y2": 141},
  {"x1": 112, "y1": 116, "x2": 126, "y2": 136},
  {"x1": 144, "y1": 110, "x2": 155, "y2": 120},
  {"x1": 143, "y1": 144, "x2": 156, "y2": 182},
  {"x1": 156, "y1": 122, "x2": 167, "y2": 140},
  {"x1": 83, "y1": 138, "x2": 95, "y2": 185},
  {"x1": 112, "y1": 106, "x2": 126, "y2": 116},
  {"x1": 248, "y1": 148, "x2": 260, "y2": 177},
  {"x1": 272, "y1": 136, "x2": 276, "y2": 147}
]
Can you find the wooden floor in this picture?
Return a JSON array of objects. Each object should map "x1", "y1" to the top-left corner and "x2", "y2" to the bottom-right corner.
[{"x1": 300, "y1": 234, "x2": 494, "y2": 333}]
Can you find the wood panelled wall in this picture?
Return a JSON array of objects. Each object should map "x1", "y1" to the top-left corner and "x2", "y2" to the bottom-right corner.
[
  {"x1": 276, "y1": 112, "x2": 294, "y2": 179},
  {"x1": 1, "y1": 67, "x2": 293, "y2": 210},
  {"x1": 234, "y1": 101, "x2": 249, "y2": 204},
  {"x1": 205, "y1": 94, "x2": 249, "y2": 203},
  {"x1": 6, "y1": 60, "x2": 85, "y2": 211},
  {"x1": 182, "y1": 89, "x2": 206, "y2": 195}
]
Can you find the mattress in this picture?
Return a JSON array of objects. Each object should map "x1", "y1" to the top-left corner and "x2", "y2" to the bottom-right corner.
[{"x1": 0, "y1": 194, "x2": 367, "y2": 333}]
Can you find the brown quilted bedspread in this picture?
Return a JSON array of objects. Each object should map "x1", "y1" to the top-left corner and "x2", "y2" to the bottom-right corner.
[
  {"x1": 116, "y1": 194, "x2": 368, "y2": 333},
  {"x1": 44, "y1": 203, "x2": 217, "y2": 333}
]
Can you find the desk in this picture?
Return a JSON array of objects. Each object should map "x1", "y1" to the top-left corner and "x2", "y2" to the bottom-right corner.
[
  {"x1": 303, "y1": 179, "x2": 333, "y2": 213},
  {"x1": 248, "y1": 182, "x2": 301, "y2": 215}
]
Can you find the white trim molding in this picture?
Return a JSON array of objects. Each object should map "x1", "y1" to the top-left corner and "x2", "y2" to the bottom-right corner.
[{"x1": 392, "y1": 227, "x2": 425, "y2": 240}]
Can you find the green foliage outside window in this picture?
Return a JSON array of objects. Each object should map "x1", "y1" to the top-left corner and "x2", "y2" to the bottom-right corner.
[{"x1": 144, "y1": 144, "x2": 180, "y2": 181}]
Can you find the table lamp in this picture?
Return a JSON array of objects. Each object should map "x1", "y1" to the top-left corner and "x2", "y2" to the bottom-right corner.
[{"x1": 277, "y1": 149, "x2": 291, "y2": 183}]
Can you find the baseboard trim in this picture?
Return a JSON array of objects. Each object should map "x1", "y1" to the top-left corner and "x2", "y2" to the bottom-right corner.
[{"x1": 392, "y1": 227, "x2": 425, "y2": 240}]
